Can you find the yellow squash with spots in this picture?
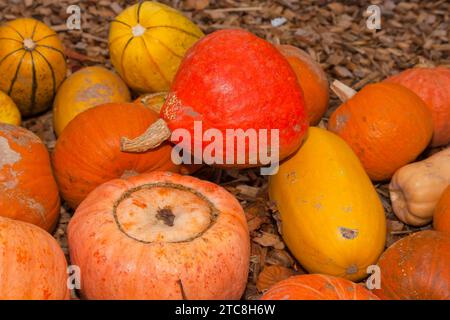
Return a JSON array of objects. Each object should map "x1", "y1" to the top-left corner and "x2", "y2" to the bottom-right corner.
[
  {"x1": 0, "y1": 18, "x2": 66, "y2": 116},
  {"x1": 269, "y1": 127, "x2": 386, "y2": 281},
  {"x1": 53, "y1": 66, "x2": 131, "y2": 136},
  {"x1": 0, "y1": 91, "x2": 21, "y2": 125},
  {"x1": 108, "y1": 1, "x2": 204, "y2": 93}
]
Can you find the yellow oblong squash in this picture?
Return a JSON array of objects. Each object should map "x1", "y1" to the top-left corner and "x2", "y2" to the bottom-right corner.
[{"x1": 269, "y1": 127, "x2": 386, "y2": 281}]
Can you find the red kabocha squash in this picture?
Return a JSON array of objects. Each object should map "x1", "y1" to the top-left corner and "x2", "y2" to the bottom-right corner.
[
  {"x1": 68, "y1": 171, "x2": 250, "y2": 300},
  {"x1": 328, "y1": 81, "x2": 433, "y2": 181},
  {"x1": 261, "y1": 274, "x2": 379, "y2": 300},
  {"x1": 0, "y1": 124, "x2": 60, "y2": 231},
  {"x1": 277, "y1": 45, "x2": 329, "y2": 125},
  {"x1": 52, "y1": 103, "x2": 178, "y2": 209},
  {"x1": 385, "y1": 67, "x2": 450, "y2": 146},
  {"x1": 434, "y1": 185, "x2": 450, "y2": 233},
  {"x1": 373, "y1": 230, "x2": 450, "y2": 300},
  {"x1": 121, "y1": 29, "x2": 308, "y2": 168},
  {"x1": 0, "y1": 217, "x2": 69, "y2": 299}
]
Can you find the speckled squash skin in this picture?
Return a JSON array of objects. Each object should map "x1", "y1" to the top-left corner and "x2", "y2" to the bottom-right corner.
[
  {"x1": 261, "y1": 274, "x2": 379, "y2": 300},
  {"x1": 160, "y1": 29, "x2": 308, "y2": 166},
  {"x1": 269, "y1": 127, "x2": 386, "y2": 281},
  {"x1": 52, "y1": 103, "x2": 179, "y2": 209},
  {"x1": 0, "y1": 217, "x2": 69, "y2": 300},
  {"x1": 328, "y1": 82, "x2": 433, "y2": 181},
  {"x1": 0, "y1": 18, "x2": 66, "y2": 116},
  {"x1": 0, "y1": 124, "x2": 60, "y2": 231},
  {"x1": 53, "y1": 66, "x2": 131, "y2": 136},
  {"x1": 0, "y1": 91, "x2": 21, "y2": 125},
  {"x1": 277, "y1": 45, "x2": 329, "y2": 126},
  {"x1": 386, "y1": 67, "x2": 450, "y2": 147},
  {"x1": 434, "y1": 185, "x2": 450, "y2": 233},
  {"x1": 373, "y1": 230, "x2": 450, "y2": 300},
  {"x1": 108, "y1": 1, "x2": 204, "y2": 93},
  {"x1": 68, "y1": 171, "x2": 250, "y2": 300}
]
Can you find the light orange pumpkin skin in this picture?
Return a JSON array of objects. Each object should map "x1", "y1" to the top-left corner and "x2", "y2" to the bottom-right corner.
[
  {"x1": 434, "y1": 185, "x2": 450, "y2": 233},
  {"x1": 0, "y1": 124, "x2": 60, "y2": 231},
  {"x1": 0, "y1": 216, "x2": 69, "y2": 300},
  {"x1": 0, "y1": 18, "x2": 66, "y2": 116},
  {"x1": 52, "y1": 103, "x2": 179, "y2": 209},
  {"x1": 68, "y1": 171, "x2": 250, "y2": 300},
  {"x1": 385, "y1": 67, "x2": 450, "y2": 146},
  {"x1": 373, "y1": 230, "x2": 450, "y2": 300},
  {"x1": 261, "y1": 274, "x2": 379, "y2": 300},
  {"x1": 277, "y1": 45, "x2": 329, "y2": 125},
  {"x1": 328, "y1": 82, "x2": 433, "y2": 181}
]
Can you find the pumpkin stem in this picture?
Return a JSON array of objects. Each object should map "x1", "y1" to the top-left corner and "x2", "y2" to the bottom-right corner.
[
  {"x1": 120, "y1": 119, "x2": 171, "y2": 152},
  {"x1": 156, "y1": 207, "x2": 175, "y2": 227},
  {"x1": 330, "y1": 80, "x2": 357, "y2": 102}
]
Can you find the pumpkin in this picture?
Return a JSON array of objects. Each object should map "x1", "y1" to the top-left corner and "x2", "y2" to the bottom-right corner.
[
  {"x1": 385, "y1": 67, "x2": 450, "y2": 146},
  {"x1": 53, "y1": 66, "x2": 131, "y2": 136},
  {"x1": 277, "y1": 44, "x2": 329, "y2": 125},
  {"x1": 256, "y1": 265, "x2": 294, "y2": 292},
  {"x1": 260, "y1": 274, "x2": 379, "y2": 300},
  {"x1": 121, "y1": 29, "x2": 308, "y2": 169},
  {"x1": 390, "y1": 148, "x2": 450, "y2": 226},
  {"x1": 434, "y1": 185, "x2": 450, "y2": 233},
  {"x1": 52, "y1": 102, "x2": 179, "y2": 209},
  {"x1": 68, "y1": 171, "x2": 250, "y2": 299},
  {"x1": 134, "y1": 92, "x2": 167, "y2": 114},
  {"x1": 0, "y1": 90, "x2": 20, "y2": 125},
  {"x1": 268, "y1": 127, "x2": 386, "y2": 281},
  {"x1": 328, "y1": 80, "x2": 433, "y2": 181},
  {"x1": 0, "y1": 18, "x2": 66, "y2": 116},
  {"x1": 0, "y1": 124, "x2": 60, "y2": 231},
  {"x1": 373, "y1": 230, "x2": 450, "y2": 300},
  {"x1": 0, "y1": 216, "x2": 69, "y2": 300},
  {"x1": 108, "y1": 1, "x2": 203, "y2": 93}
]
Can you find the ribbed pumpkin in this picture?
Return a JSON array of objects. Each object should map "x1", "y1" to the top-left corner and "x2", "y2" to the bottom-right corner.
[
  {"x1": 0, "y1": 216, "x2": 69, "y2": 300},
  {"x1": 52, "y1": 102, "x2": 178, "y2": 208},
  {"x1": 434, "y1": 185, "x2": 450, "y2": 233},
  {"x1": 53, "y1": 66, "x2": 131, "y2": 136},
  {"x1": 0, "y1": 90, "x2": 20, "y2": 125},
  {"x1": 108, "y1": 1, "x2": 203, "y2": 93},
  {"x1": 269, "y1": 127, "x2": 386, "y2": 281},
  {"x1": 373, "y1": 230, "x2": 450, "y2": 300},
  {"x1": 121, "y1": 29, "x2": 308, "y2": 169},
  {"x1": 385, "y1": 67, "x2": 450, "y2": 146},
  {"x1": 0, "y1": 18, "x2": 66, "y2": 116},
  {"x1": 328, "y1": 81, "x2": 433, "y2": 181},
  {"x1": 0, "y1": 124, "x2": 60, "y2": 231},
  {"x1": 261, "y1": 274, "x2": 379, "y2": 300},
  {"x1": 277, "y1": 45, "x2": 329, "y2": 125},
  {"x1": 68, "y1": 171, "x2": 250, "y2": 299}
]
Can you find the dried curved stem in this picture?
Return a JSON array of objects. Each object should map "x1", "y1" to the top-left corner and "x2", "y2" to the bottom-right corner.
[
  {"x1": 330, "y1": 79, "x2": 357, "y2": 102},
  {"x1": 121, "y1": 119, "x2": 171, "y2": 152}
]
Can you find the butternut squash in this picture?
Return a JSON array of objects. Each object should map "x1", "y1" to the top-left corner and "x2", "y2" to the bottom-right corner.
[
  {"x1": 390, "y1": 148, "x2": 450, "y2": 226},
  {"x1": 268, "y1": 127, "x2": 386, "y2": 281}
]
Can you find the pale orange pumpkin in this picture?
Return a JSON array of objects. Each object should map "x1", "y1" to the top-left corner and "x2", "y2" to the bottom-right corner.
[
  {"x1": 434, "y1": 185, "x2": 450, "y2": 233},
  {"x1": 68, "y1": 171, "x2": 250, "y2": 300},
  {"x1": 277, "y1": 45, "x2": 329, "y2": 125},
  {"x1": 0, "y1": 123, "x2": 60, "y2": 231},
  {"x1": 0, "y1": 216, "x2": 69, "y2": 300}
]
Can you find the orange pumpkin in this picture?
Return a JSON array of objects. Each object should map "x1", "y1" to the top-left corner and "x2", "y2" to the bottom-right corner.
[
  {"x1": 373, "y1": 230, "x2": 450, "y2": 300},
  {"x1": 385, "y1": 67, "x2": 450, "y2": 146},
  {"x1": 434, "y1": 185, "x2": 450, "y2": 233},
  {"x1": 0, "y1": 124, "x2": 60, "y2": 231},
  {"x1": 0, "y1": 216, "x2": 69, "y2": 299},
  {"x1": 68, "y1": 171, "x2": 250, "y2": 299},
  {"x1": 328, "y1": 81, "x2": 433, "y2": 181},
  {"x1": 52, "y1": 103, "x2": 179, "y2": 208},
  {"x1": 277, "y1": 45, "x2": 329, "y2": 125},
  {"x1": 261, "y1": 274, "x2": 379, "y2": 300},
  {"x1": 0, "y1": 18, "x2": 66, "y2": 116}
]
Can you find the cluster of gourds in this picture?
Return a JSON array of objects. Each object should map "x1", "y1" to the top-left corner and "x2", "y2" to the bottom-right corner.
[{"x1": 0, "y1": 1, "x2": 449, "y2": 300}]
